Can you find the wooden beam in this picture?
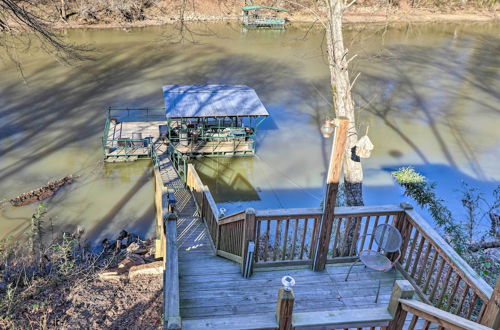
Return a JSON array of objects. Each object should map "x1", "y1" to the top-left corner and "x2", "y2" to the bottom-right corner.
[
  {"x1": 313, "y1": 118, "x2": 349, "y2": 271},
  {"x1": 481, "y1": 274, "x2": 500, "y2": 329},
  {"x1": 241, "y1": 208, "x2": 256, "y2": 277},
  {"x1": 164, "y1": 213, "x2": 181, "y2": 330},
  {"x1": 387, "y1": 280, "x2": 415, "y2": 330},
  {"x1": 216, "y1": 250, "x2": 243, "y2": 264},
  {"x1": 276, "y1": 287, "x2": 295, "y2": 330},
  {"x1": 255, "y1": 205, "x2": 403, "y2": 219},
  {"x1": 292, "y1": 307, "x2": 392, "y2": 328}
]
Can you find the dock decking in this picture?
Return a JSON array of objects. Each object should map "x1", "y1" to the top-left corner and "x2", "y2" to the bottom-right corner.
[{"x1": 105, "y1": 120, "x2": 254, "y2": 160}]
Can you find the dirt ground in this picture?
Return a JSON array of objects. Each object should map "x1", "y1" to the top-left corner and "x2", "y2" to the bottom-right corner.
[{"x1": 1, "y1": 274, "x2": 163, "y2": 329}]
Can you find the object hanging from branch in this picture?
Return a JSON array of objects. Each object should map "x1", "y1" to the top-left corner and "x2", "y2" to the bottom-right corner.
[
  {"x1": 9, "y1": 175, "x2": 74, "y2": 207},
  {"x1": 355, "y1": 127, "x2": 374, "y2": 158}
]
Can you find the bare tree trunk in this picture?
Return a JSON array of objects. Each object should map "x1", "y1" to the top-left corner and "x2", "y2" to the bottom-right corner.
[
  {"x1": 61, "y1": 0, "x2": 67, "y2": 21},
  {"x1": 324, "y1": 0, "x2": 363, "y2": 256},
  {"x1": 324, "y1": 0, "x2": 364, "y2": 208}
]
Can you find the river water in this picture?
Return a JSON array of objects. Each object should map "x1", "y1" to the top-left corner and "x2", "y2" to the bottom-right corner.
[{"x1": 0, "y1": 22, "x2": 498, "y2": 244}]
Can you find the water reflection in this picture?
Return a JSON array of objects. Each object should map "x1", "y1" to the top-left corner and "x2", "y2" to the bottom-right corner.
[{"x1": 193, "y1": 158, "x2": 260, "y2": 203}]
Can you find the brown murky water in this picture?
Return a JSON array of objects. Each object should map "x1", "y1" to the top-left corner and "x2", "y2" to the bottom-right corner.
[{"x1": 0, "y1": 22, "x2": 498, "y2": 244}]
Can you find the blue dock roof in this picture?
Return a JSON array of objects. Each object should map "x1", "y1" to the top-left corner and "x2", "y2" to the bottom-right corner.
[{"x1": 162, "y1": 85, "x2": 270, "y2": 118}]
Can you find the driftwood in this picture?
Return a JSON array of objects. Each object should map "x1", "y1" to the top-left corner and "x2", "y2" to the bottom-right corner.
[{"x1": 9, "y1": 175, "x2": 74, "y2": 207}]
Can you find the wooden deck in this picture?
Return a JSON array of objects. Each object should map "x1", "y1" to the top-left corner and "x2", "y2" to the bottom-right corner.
[
  {"x1": 107, "y1": 120, "x2": 165, "y2": 142},
  {"x1": 161, "y1": 166, "x2": 405, "y2": 328}
]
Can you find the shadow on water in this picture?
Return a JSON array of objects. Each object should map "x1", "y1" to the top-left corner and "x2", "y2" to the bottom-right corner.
[{"x1": 0, "y1": 22, "x2": 498, "y2": 243}]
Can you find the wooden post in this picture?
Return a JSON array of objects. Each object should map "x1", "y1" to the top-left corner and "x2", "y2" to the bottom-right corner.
[
  {"x1": 164, "y1": 213, "x2": 181, "y2": 330},
  {"x1": 387, "y1": 280, "x2": 415, "y2": 330},
  {"x1": 480, "y1": 274, "x2": 500, "y2": 329},
  {"x1": 313, "y1": 117, "x2": 349, "y2": 271},
  {"x1": 276, "y1": 287, "x2": 295, "y2": 330},
  {"x1": 241, "y1": 208, "x2": 256, "y2": 277}
]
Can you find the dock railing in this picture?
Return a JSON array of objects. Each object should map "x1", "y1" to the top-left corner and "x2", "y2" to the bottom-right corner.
[{"x1": 185, "y1": 164, "x2": 497, "y2": 324}]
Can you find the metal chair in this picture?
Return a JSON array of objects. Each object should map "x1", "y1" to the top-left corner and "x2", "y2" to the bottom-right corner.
[{"x1": 344, "y1": 224, "x2": 402, "y2": 281}]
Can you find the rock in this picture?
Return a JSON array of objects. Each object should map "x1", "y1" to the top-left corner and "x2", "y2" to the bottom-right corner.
[
  {"x1": 118, "y1": 253, "x2": 145, "y2": 269},
  {"x1": 126, "y1": 242, "x2": 147, "y2": 255},
  {"x1": 98, "y1": 268, "x2": 128, "y2": 281},
  {"x1": 117, "y1": 230, "x2": 128, "y2": 241},
  {"x1": 129, "y1": 261, "x2": 164, "y2": 279},
  {"x1": 126, "y1": 233, "x2": 139, "y2": 246}
]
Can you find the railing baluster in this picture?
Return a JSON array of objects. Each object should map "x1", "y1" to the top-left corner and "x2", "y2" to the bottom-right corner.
[
  {"x1": 405, "y1": 229, "x2": 420, "y2": 272},
  {"x1": 446, "y1": 276, "x2": 461, "y2": 312},
  {"x1": 429, "y1": 259, "x2": 446, "y2": 302},
  {"x1": 281, "y1": 219, "x2": 290, "y2": 261},
  {"x1": 349, "y1": 217, "x2": 362, "y2": 256},
  {"x1": 410, "y1": 236, "x2": 426, "y2": 277},
  {"x1": 457, "y1": 284, "x2": 470, "y2": 316},
  {"x1": 332, "y1": 217, "x2": 342, "y2": 257},
  {"x1": 423, "y1": 250, "x2": 439, "y2": 294},
  {"x1": 368, "y1": 215, "x2": 380, "y2": 250},
  {"x1": 264, "y1": 220, "x2": 271, "y2": 262},
  {"x1": 466, "y1": 293, "x2": 479, "y2": 320},
  {"x1": 290, "y1": 219, "x2": 299, "y2": 260},
  {"x1": 359, "y1": 215, "x2": 371, "y2": 251},
  {"x1": 340, "y1": 217, "x2": 352, "y2": 257},
  {"x1": 309, "y1": 216, "x2": 320, "y2": 259},
  {"x1": 408, "y1": 315, "x2": 418, "y2": 330},
  {"x1": 255, "y1": 220, "x2": 261, "y2": 262},
  {"x1": 398, "y1": 218, "x2": 413, "y2": 265},
  {"x1": 273, "y1": 219, "x2": 282, "y2": 261},
  {"x1": 436, "y1": 267, "x2": 453, "y2": 308},
  {"x1": 416, "y1": 242, "x2": 432, "y2": 285},
  {"x1": 299, "y1": 218, "x2": 308, "y2": 259}
]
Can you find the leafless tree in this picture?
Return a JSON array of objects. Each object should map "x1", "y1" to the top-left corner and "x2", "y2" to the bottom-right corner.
[{"x1": 0, "y1": 0, "x2": 90, "y2": 72}]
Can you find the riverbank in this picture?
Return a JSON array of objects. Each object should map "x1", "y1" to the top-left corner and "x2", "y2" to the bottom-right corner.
[{"x1": 48, "y1": 5, "x2": 498, "y2": 30}]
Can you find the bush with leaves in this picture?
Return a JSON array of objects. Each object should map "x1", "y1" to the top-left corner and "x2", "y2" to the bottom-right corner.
[{"x1": 392, "y1": 167, "x2": 466, "y2": 253}]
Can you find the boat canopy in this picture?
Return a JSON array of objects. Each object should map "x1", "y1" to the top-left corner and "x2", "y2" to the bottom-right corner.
[
  {"x1": 162, "y1": 85, "x2": 270, "y2": 119},
  {"x1": 241, "y1": 5, "x2": 289, "y2": 12}
]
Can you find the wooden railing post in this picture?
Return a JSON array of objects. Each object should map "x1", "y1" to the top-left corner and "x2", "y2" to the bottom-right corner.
[
  {"x1": 241, "y1": 208, "x2": 256, "y2": 277},
  {"x1": 164, "y1": 212, "x2": 181, "y2": 330},
  {"x1": 387, "y1": 280, "x2": 415, "y2": 330},
  {"x1": 276, "y1": 286, "x2": 295, "y2": 330},
  {"x1": 313, "y1": 118, "x2": 349, "y2": 271},
  {"x1": 481, "y1": 274, "x2": 500, "y2": 329}
]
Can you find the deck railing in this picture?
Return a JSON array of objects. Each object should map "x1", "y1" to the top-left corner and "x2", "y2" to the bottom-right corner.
[
  {"x1": 394, "y1": 208, "x2": 493, "y2": 323},
  {"x1": 396, "y1": 299, "x2": 492, "y2": 330},
  {"x1": 185, "y1": 164, "x2": 495, "y2": 324}
]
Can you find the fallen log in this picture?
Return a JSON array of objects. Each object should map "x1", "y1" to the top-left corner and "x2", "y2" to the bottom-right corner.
[
  {"x1": 468, "y1": 239, "x2": 500, "y2": 252},
  {"x1": 9, "y1": 175, "x2": 74, "y2": 207}
]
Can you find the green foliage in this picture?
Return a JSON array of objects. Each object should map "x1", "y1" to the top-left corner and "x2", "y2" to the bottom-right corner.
[{"x1": 392, "y1": 167, "x2": 466, "y2": 253}]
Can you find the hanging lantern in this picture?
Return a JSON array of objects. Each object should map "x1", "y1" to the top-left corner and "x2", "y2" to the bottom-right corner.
[
  {"x1": 355, "y1": 127, "x2": 374, "y2": 158},
  {"x1": 320, "y1": 119, "x2": 335, "y2": 138}
]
